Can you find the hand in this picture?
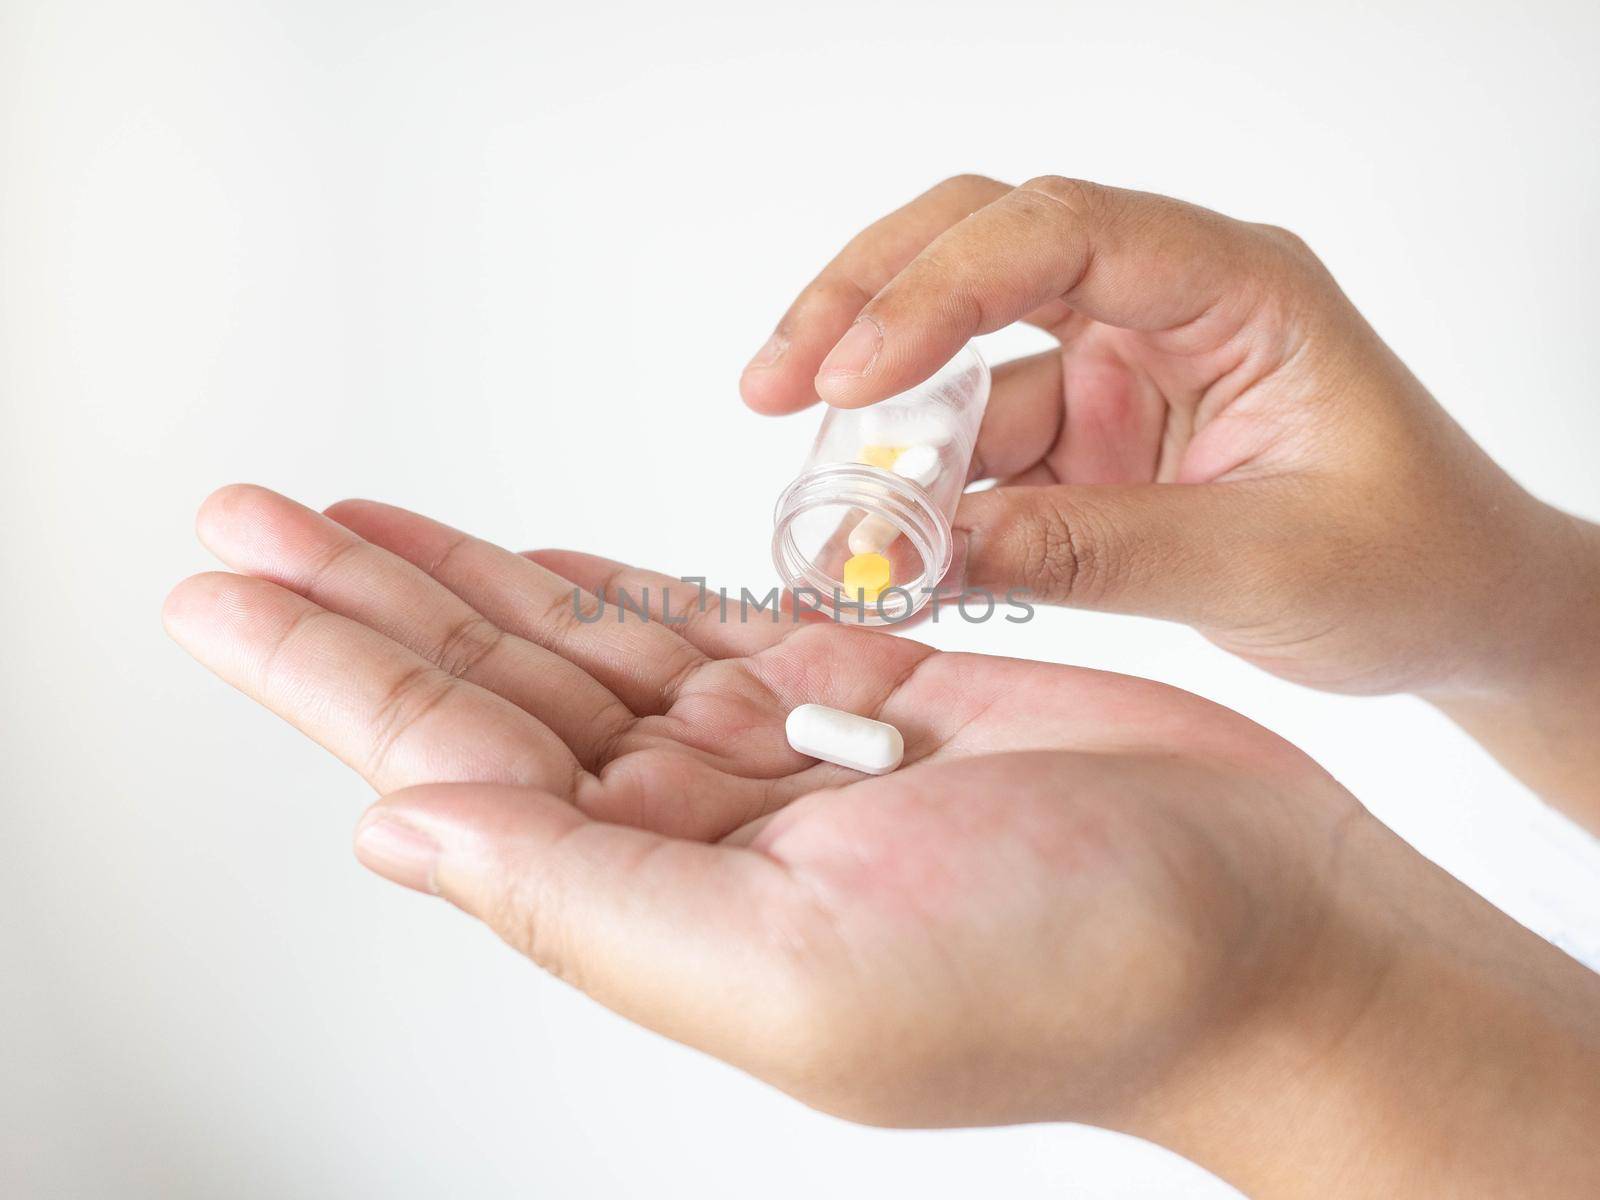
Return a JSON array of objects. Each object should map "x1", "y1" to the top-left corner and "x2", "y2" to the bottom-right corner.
[
  {"x1": 166, "y1": 486, "x2": 1600, "y2": 1195},
  {"x1": 740, "y1": 177, "x2": 1600, "y2": 826}
]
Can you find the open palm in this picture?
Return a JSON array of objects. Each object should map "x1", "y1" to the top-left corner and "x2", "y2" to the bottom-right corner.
[{"x1": 166, "y1": 485, "x2": 1361, "y2": 1129}]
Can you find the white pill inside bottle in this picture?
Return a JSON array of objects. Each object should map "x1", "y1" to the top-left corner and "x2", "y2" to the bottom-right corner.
[
  {"x1": 860, "y1": 407, "x2": 956, "y2": 449},
  {"x1": 890, "y1": 444, "x2": 942, "y2": 488},
  {"x1": 785, "y1": 704, "x2": 905, "y2": 775},
  {"x1": 848, "y1": 513, "x2": 899, "y2": 556},
  {"x1": 846, "y1": 445, "x2": 945, "y2": 554}
]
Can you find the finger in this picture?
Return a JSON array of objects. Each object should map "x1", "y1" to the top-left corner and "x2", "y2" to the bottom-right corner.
[
  {"x1": 977, "y1": 343, "x2": 1173, "y2": 488},
  {"x1": 164, "y1": 572, "x2": 582, "y2": 796},
  {"x1": 997, "y1": 464, "x2": 1059, "y2": 488},
  {"x1": 196, "y1": 486, "x2": 636, "y2": 771},
  {"x1": 521, "y1": 551, "x2": 793, "y2": 658},
  {"x1": 970, "y1": 350, "x2": 1064, "y2": 482},
  {"x1": 325, "y1": 500, "x2": 708, "y2": 718},
  {"x1": 953, "y1": 480, "x2": 1290, "y2": 624},
  {"x1": 512, "y1": 556, "x2": 874, "y2": 830},
  {"x1": 1052, "y1": 338, "x2": 1170, "y2": 485},
  {"x1": 740, "y1": 174, "x2": 1010, "y2": 416},
  {"x1": 814, "y1": 177, "x2": 1294, "y2": 409},
  {"x1": 355, "y1": 784, "x2": 813, "y2": 1077}
]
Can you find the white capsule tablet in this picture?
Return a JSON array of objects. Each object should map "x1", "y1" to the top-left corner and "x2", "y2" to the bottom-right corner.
[
  {"x1": 891, "y1": 444, "x2": 941, "y2": 488},
  {"x1": 785, "y1": 704, "x2": 904, "y2": 775},
  {"x1": 846, "y1": 444, "x2": 944, "y2": 555},
  {"x1": 860, "y1": 406, "x2": 956, "y2": 448},
  {"x1": 848, "y1": 513, "x2": 899, "y2": 556}
]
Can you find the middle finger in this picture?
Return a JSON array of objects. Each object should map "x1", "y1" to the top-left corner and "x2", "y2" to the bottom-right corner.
[
  {"x1": 325, "y1": 499, "x2": 709, "y2": 718},
  {"x1": 196, "y1": 485, "x2": 636, "y2": 771}
]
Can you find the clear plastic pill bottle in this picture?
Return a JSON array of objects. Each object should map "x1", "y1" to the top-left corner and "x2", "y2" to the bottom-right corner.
[{"x1": 772, "y1": 344, "x2": 991, "y2": 625}]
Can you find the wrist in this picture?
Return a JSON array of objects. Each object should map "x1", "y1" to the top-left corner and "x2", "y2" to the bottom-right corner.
[
  {"x1": 1128, "y1": 811, "x2": 1600, "y2": 1197},
  {"x1": 1440, "y1": 502, "x2": 1600, "y2": 699},
  {"x1": 1423, "y1": 504, "x2": 1600, "y2": 827}
]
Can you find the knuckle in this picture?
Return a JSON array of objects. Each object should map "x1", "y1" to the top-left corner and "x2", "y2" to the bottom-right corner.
[
  {"x1": 364, "y1": 665, "x2": 454, "y2": 779},
  {"x1": 432, "y1": 612, "x2": 504, "y2": 678},
  {"x1": 501, "y1": 889, "x2": 563, "y2": 977},
  {"x1": 424, "y1": 531, "x2": 475, "y2": 578},
  {"x1": 495, "y1": 888, "x2": 573, "y2": 986},
  {"x1": 1017, "y1": 175, "x2": 1110, "y2": 223},
  {"x1": 660, "y1": 583, "x2": 704, "y2": 629},
  {"x1": 532, "y1": 581, "x2": 590, "y2": 634},
  {"x1": 1251, "y1": 222, "x2": 1330, "y2": 281},
  {"x1": 492, "y1": 831, "x2": 588, "y2": 984},
  {"x1": 794, "y1": 275, "x2": 872, "y2": 323},
  {"x1": 300, "y1": 537, "x2": 365, "y2": 593},
  {"x1": 1015, "y1": 500, "x2": 1088, "y2": 601},
  {"x1": 257, "y1": 606, "x2": 336, "y2": 688},
  {"x1": 1004, "y1": 494, "x2": 1124, "y2": 608},
  {"x1": 591, "y1": 563, "x2": 633, "y2": 606},
  {"x1": 1255, "y1": 222, "x2": 1314, "y2": 258}
]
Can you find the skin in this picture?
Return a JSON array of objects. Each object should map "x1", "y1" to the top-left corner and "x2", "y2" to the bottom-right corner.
[
  {"x1": 165, "y1": 485, "x2": 1600, "y2": 1196},
  {"x1": 742, "y1": 175, "x2": 1600, "y2": 831}
]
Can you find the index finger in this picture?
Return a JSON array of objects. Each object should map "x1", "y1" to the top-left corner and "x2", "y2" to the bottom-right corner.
[
  {"x1": 739, "y1": 173, "x2": 1009, "y2": 416},
  {"x1": 811, "y1": 177, "x2": 1302, "y2": 409},
  {"x1": 163, "y1": 572, "x2": 584, "y2": 797}
]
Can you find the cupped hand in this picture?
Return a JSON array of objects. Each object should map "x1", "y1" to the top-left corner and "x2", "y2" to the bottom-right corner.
[
  {"x1": 165, "y1": 486, "x2": 1600, "y2": 1195},
  {"x1": 165, "y1": 485, "x2": 1357, "y2": 1130},
  {"x1": 739, "y1": 175, "x2": 1600, "y2": 700}
]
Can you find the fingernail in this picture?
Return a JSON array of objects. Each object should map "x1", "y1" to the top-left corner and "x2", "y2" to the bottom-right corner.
[
  {"x1": 354, "y1": 813, "x2": 441, "y2": 895},
  {"x1": 817, "y1": 318, "x2": 882, "y2": 379},
  {"x1": 745, "y1": 331, "x2": 788, "y2": 372}
]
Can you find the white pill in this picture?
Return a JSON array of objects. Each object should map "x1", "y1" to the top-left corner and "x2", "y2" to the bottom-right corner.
[
  {"x1": 861, "y1": 406, "x2": 955, "y2": 447},
  {"x1": 785, "y1": 704, "x2": 904, "y2": 775},
  {"x1": 848, "y1": 513, "x2": 899, "y2": 556},
  {"x1": 892, "y1": 444, "x2": 941, "y2": 488},
  {"x1": 847, "y1": 444, "x2": 941, "y2": 554}
]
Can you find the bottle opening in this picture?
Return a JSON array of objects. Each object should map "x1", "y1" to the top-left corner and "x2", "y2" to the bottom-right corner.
[{"x1": 772, "y1": 463, "x2": 951, "y2": 626}]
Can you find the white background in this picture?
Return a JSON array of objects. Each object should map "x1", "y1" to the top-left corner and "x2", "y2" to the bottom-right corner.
[{"x1": 3, "y1": 1, "x2": 1598, "y2": 1195}]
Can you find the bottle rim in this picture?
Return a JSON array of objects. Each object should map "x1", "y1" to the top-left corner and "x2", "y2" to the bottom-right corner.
[{"x1": 771, "y1": 462, "x2": 951, "y2": 626}]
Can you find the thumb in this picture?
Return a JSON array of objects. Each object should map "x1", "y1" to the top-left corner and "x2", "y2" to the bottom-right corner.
[
  {"x1": 353, "y1": 784, "x2": 810, "y2": 1073},
  {"x1": 952, "y1": 481, "x2": 1291, "y2": 624}
]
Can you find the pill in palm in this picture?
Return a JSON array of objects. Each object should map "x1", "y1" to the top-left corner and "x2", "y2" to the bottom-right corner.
[{"x1": 785, "y1": 704, "x2": 905, "y2": 774}]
